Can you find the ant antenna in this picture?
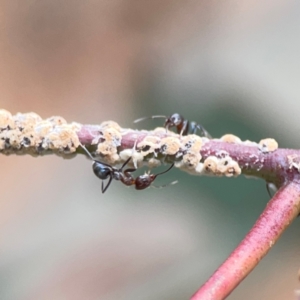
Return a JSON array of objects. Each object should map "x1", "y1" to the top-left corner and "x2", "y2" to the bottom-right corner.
[
  {"x1": 134, "y1": 115, "x2": 167, "y2": 124},
  {"x1": 151, "y1": 180, "x2": 178, "y2": 189},
  {"x1": 154, "y1": 163, "x2": 175, "y2": 177},
  {"x1": 150, "y1": 163, "x2": 177, "y2": 189},
  {"x1": 102, "y1": 176, "x2": 113, "y2": 193}
]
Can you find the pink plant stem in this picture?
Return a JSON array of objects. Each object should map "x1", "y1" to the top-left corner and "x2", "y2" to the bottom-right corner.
[{"x1": 191, "y1": 180, "x2": 300, "y2": 300}]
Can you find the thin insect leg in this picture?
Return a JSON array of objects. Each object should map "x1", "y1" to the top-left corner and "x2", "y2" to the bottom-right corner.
[
  {"x1": 196, "y1": 124, "x2": 212, "y2": 138},
  {"x1": 165, "y1": 125, "x2": 169, "y2": 133},
  {"x1": 119, "y1": 157, "x2": 132, "y2": 171},
  {"x1": 80, "y1": 143, "x2": 114, "y2": 167},
  {"x1": 179, "y1": 120, "x2": 189, "y2": 136},
  {"x1": 115, "y1": 139, "x2": 138, "y2": 172},
  {"x1": 121, "y1": 167, "x2": 136, "y2": 187},
  {"x1": 102, "y1": 175, "x2": 113, "y2": 193},
  {"x1": 123, "y1": 168, "x2": 137, "y2": 176},
  {"x1": 190, "y1": 123, "x2": 201, "y2": 134},
  {"x1": 80, "y1": 143, "x2": 96, "y2": 161}
]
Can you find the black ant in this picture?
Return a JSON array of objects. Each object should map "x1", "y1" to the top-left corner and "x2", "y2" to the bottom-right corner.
[
  {"x1": 134, "y1": 113, "x2": 211, "y2": 138},
  {"x1": 80, "y1": 144, "x2": 176, "y2": 193}
]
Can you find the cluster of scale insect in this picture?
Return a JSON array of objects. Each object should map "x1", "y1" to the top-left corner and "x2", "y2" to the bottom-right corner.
[
  {"x1": 0, "y1": 110, "x2": 281, "y2": 194},
  {"x1": 0, "y1": 109, "x2": 80, "y2": 156}
]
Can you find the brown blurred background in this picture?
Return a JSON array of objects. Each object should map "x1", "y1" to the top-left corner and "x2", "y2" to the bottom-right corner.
[{"x1": 1, "y1": 1, "x2": 300, "y2": 299}]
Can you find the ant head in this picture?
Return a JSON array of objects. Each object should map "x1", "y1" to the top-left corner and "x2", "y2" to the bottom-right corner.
[
  {"x1": 135, "y1": 163, "x2": 175, "y2": 190},
  {"x1": 166, "y1": 113, "x2": 183, "y2": 127},
  {"x1": 135, "y1": 174, "x2": 156, "y2": 190}
]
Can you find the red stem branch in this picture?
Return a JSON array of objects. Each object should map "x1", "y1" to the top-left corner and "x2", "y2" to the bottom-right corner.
[
  {"x1": 1, "y1": 112, "x2": 300, "y2": 298},
  {"x1": 191, "y1": 180, "x2": 300, "y2": 300}
]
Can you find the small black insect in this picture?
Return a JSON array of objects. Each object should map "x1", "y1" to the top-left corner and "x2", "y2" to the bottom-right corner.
[
  {"x1": 80, "y1": 144, "x2": 176, "y2": 193},
  {"x1": 134, "y1": 113, "x2": 211, "y2": 138}
]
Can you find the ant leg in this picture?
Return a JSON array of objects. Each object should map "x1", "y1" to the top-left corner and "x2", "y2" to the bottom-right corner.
[
  {"x1": 194, "y1": 124, "x2": 212, "y2": 138},
  {"x1": 164, "y1": 123, "x2": 170, "y2": 134},
  {"x1": 179, "y1": 120, "x2": 189, "y2": 136},
  {"x1": 119, "y1": 157, "x2": 132, "y2": 171},
  {"x1": 121, "y1": 143, "x2": 137, "y2": 182},
  {"x1": 117, "y1": 156, "x2": 136, "y2": 187},
  {"x1": 80, "y1": 143, "x2": 114, "y2": 167},
  {"x1": 119, "y1": 138, "x2": 140, "y2": 170},
  {"x1": 121, "y1": 168, "x2": 136, "y2": 186},
  {"x1": 102, "y1": 175, "x2": 113, "y2": 193},
  {"x1": 80, "y1": 143, "x2": 96, "y2": 161},
  {"x1": 124, "y1": 168, "x2": 137, "y2": 175}
]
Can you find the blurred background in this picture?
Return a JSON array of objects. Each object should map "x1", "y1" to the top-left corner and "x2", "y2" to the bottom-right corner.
[{"x1": 1, "y1": 0, "x2": 300, "y2": 299}]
